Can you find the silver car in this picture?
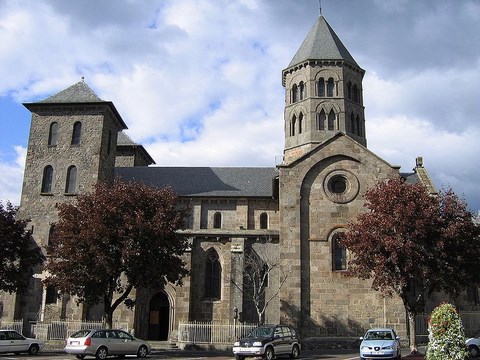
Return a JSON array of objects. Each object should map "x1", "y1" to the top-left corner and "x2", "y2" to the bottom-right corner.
[
  {"x1": 359, "y1": 328, "x2": 401, "y2": 360},
  {"x1": 0, "y1": 329, "x2": 45, "y2": 355},
  {"x1": 64, "y1": 329, "x2": 151, "y2": 359}
]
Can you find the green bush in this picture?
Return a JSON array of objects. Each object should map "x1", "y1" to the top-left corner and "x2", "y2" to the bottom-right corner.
[{"x1": 425, "y1": 303, "x2": 468, "y2": 360}]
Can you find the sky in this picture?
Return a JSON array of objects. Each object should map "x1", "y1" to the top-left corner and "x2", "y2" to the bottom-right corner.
[{"x1": 0, "y1": 0, "x2": 479, "y2": 213}]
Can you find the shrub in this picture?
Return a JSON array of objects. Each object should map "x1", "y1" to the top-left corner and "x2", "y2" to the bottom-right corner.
[{"x1": 425, "y1": 303, "x2": 468, "y2": 360}]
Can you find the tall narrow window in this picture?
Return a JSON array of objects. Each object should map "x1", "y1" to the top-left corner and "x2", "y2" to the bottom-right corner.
[
  {"x1": 291, "y1": 84, "x2": 298, "y2": 103},
  {"x1": 213, "y1": 212, "x2": 222, "y2": 229},
  {"x1": 48, "y1": 122, "x2": 58, "y2": 146},
  {"x1": 353, "y1": 84, "x2": 359, "y2": 103},
  {"x1": 347, "y1": 82, "x2": 352, "y2": 100},
  {"x1": 107, "y1": 131, "x2": 112, "y2": 155},
  {"x1": 299, "y1": 81, "x2": 305, "y2": 100},
  {"x1": 71, "y1": 121, "x2": 82, "y2": 145},
  {"x1": 205, "y1": 249, "x2": 221, "y2": 299},
  {"x1": 328, "y1": 110, "x2": 336, "y2": 130},
  {"x1": 332, "y1": 233, "x2": 347, "y2": 270},
  {"x1": 65, "y1": 165, "x2": 77, "y2": 194},
  {"x1": 350, "y1": 113, "x2": 356, "y2": 134},
  {"x1": 260, "y1": 212, "x2": 268, "y2": 229},
  {"x1": 317, "y1": 78, "x2": 325, "y2": 97},
  {"x1": 41, "y1": 166, "x2": 53, "y2": 193},
  {"x1": 317, "y1": 110, "x2": 326, "y2": 130},
  {"x1": 356, "y1": 115, "x2": 361, "y2": 136},
  {"x1": 45, "y1": 285, "x2": 57, "y2": 304},
  {"x1": 327, "y1": 78, "x2": 334, "y2": 97},
  {"x1": 291, "y1": 115, "x2": 296, "y2": 136},
  {"x1": 298, "y1": 113, "x2": 303, "y2": 134}
]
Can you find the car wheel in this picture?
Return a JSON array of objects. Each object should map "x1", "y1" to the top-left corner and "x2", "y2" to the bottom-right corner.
[
  {"x1": 75, "y1": 355, "x2": 86, "y2": 359},
  {"x1": 95, "y1": 346, "x2": 108, "y2": 360},
  {"x1": 263, "y1": 346, "x2": 274, "y2": 360},
  {"x1": 137, "y1": 345, "x2": 148, "y2": 358},
  {"x1": 469, "y1": 345, "x2": 480, "y2": 358},
  {"x1": 28, "y1": 344, "x2": 39, "y2": 355},
  {"x1": 290, "y1": 344, "x2": 300, "y2": 358},
  {"x1": 235, "y1": 355, "x2": 245, "y2": 360}
]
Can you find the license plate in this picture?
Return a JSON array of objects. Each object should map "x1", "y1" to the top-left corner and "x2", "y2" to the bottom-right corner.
[{"x1": 70, "y1": 341, "x2": 80, "y2": 345}]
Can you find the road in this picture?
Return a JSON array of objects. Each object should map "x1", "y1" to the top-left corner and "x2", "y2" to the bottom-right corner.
[{"x1": 0, "y1": 348, "x2": 361, "y2": 360}]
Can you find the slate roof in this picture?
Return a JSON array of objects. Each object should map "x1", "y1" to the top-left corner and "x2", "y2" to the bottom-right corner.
[
  {"x1": 288, "y1": 15, "x2": 360, "y2": 69},
  {"x1": 115, "y1": 167, "x2": 278, "y2": 197},
  {"x1": 40, "y1": 81, "x2": 103, "y2": 103},
  {"x1": 117, "y1": 131, "x2": 136, "y2": 146}
]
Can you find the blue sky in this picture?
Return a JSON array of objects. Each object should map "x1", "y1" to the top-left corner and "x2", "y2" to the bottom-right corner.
[{"x1": 1, "y1": 0, "x2": 479, "y2": 213}]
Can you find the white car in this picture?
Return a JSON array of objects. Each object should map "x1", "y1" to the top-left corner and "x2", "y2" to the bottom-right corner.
[
  {"x1": 466, "y1": 335, "x2": 480, "y2": 357},
  {"x1": 359, "y1": 328, "x2": 401, "y2": 360},
  {"x1": 0, "y1": 329, "x2": 45, "y2": 355}
]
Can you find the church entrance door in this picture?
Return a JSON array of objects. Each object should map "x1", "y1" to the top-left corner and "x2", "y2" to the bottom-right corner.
[{"x1": 148, "y1": 292, "x2": 170, "y2": 340}]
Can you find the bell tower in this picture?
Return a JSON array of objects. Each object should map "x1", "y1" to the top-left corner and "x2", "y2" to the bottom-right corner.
[{"x1": 282, "y1": 16, "x2": 366, "y2": 164}]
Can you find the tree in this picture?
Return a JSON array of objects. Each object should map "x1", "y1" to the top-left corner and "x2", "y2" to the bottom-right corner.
[
  {"x1": 0, "y1": 201, "x2": 44, "y2": 292},
  {"x1": 425, "y1": 303, "x2": 468, "y2": 360},
  {"x1": 231, "y1": 239, "x2": 288, "y2": 324},
  {"x1": 44, "y1": 180, "x2": 190, "y2": 328},
  {"x1": 341, "y1": 177, "x2": 480, "y2": 354}
]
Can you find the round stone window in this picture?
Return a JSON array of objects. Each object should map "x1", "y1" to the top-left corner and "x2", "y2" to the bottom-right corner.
[{"x1": 324, "y1": 170, "x2": 359, "y2": 204}]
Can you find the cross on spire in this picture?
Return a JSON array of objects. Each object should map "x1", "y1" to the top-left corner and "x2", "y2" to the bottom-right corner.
[{"x1": 319, "y1": 0, "x2": 322, "y2": 15}]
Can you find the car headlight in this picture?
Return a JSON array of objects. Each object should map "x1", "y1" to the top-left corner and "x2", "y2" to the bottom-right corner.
[
  {"x1": 234, "y1": 342, "x2": 240, "y2": 346},
  {"x1": 360, "y1": 345, "x2": 369, "y2": 350},
  {"x1": 253, "y1": 341, "x2": 262, "y2": 347},
  {"x1": 383, "y1": 345, "x2": 394, "y2": 350}
]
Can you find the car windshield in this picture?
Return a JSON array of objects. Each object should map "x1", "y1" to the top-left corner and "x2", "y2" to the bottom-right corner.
[
  {"x1": 365, "y1": 331, "x2": 393, "y2": 340},
  {"x1": 70, "y1": 329, "x2": 92, "y2": 338},
  {"x1": 249, "y1": 327, "x2": 274, "y2": 337}
]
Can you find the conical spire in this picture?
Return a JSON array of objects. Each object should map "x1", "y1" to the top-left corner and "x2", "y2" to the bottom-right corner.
[{"x1": 288, "y1": 15, "x2": 359, "y2": 68}]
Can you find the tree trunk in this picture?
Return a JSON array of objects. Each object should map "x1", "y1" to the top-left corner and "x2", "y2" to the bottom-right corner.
[
  {"x1": 407, "y1": 310, "x2": 418, "y2": 354},
  {"x1": 104, "y1": 305, "x2": 113, "y2": 329}
]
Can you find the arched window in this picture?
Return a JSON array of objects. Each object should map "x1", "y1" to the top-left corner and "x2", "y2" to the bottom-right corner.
[
  {"x1": 260, "y1": 212, "x2": 268, "y2": 229},
  {"x1": 71, "y1": 121, "x2": 82, "y2": 145},
  {"x1": 298, "y1": 113, "x2": 303, "y2": 134},
  {"x1": 48, "y1": 122, "x2": 58, "y2": 146},
  {"x1": 353, "y1": 84, "x2": 359, "y2": 103},
  {"x1": 213, "y1": 212, "x2": 222, "y2": 229},
  {"x1": 205, "y1": 249, "x2": 221, "y2": 299},
  {"x1": 317, "y1": 110, "x2": 326, "y2": 130},
  {"x1": 299, "y1": 81, "x2": 305, "y2": 100},
  {"x1": 347, "y1": 82, "x2": 352, "y2": 100},
  {"x1": 356, "y1": 115, "x2": 361, "y2": 136},
  {"x1": 65, "y1": 165, "x2": 77, "y2": 194},
  {"x1": 292, "y1": 84, "x2": 298, "y2": 103},
  {"x1": 327, "y1": 110, "x2": 336, "y2": 130},
  {"x1": 291, "y1": 115, "x2": 296, "y2": 136},
  {"x1": 317, "y1": 78, "x2": 325, "y2": 97},
  {"x1": 332, "y1": 233, "x2": 347, "y2": 271},
  {"x1": 41, "y1": 165, "x2": 54, "y2": 193},
  {"x1": 327, "y1": 78, "x2": 334, "y2": 97},
  {"x1": 350, "y1": 113, "x2": 356, "y2": 134}
]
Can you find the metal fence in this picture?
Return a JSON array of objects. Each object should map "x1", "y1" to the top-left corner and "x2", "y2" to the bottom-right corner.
[
  {"x1": 178, "y1": 321, "x2": 257, "y2": 345},
  {"x1": 416, "y1": 312, "x2": 480, "y2": 336},
  {"x1": 31, "y1": 320, "x2": 129, "y2": 340},
  {"x1": 0, "y1": 319, "x2": 23, "y2": 334}
]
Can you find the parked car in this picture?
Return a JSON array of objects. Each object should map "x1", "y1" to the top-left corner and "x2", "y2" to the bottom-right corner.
[
  {"x1": 466, "y1": 334, "x2": 480, "y2": 357},
  {"x1": 359, "y1": 328, "x2": 401, "y2": 360},
  {"x1": 0, "y1": 329, "x2": 44, "y2": 355},
  {"x1": 232, "y1": 324, "x2": 300, "y2": 360},
  {"x1": 64, "y1": 329, "x2": 151, "y2": 359}
]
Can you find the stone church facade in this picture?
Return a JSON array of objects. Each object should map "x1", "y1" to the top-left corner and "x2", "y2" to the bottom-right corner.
[{"x1": 1, "y1": 15, "x2": 476, "y2": 342}]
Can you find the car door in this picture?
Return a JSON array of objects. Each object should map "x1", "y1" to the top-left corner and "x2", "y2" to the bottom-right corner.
[
  {"x1": 273, "y1": 326, "x2": 286, "y2": 355},
  {"x1": 6, "y1": 331, "x2": 27, "y2": 353},
  {"x1": 0, "y1": 332, "x2": 10, "y2": 353},
  {"x1": 117, "y1": 330, "x2": 137, "y2": 354}
]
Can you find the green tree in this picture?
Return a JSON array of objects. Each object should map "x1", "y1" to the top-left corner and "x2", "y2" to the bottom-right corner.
[
  {"x1": 0, "y1": 201, "x2": 44, "y2": 292},
  {"x1": 341, "y1": 177, "x2": 480, "y2": 354},
  {"x1": 44, "y1": 180, "x2": 190, "y2": 328},
  {"x1": 425, "y1": 303, "x2": 468, "y2": 360}
]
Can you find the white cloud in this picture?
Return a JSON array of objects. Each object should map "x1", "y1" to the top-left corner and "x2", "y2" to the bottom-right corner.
[{"x1": 0, "y1": 146, "x2": 26, "y2": 205}]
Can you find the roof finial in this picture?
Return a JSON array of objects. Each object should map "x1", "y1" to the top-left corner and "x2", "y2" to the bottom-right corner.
[
  {"x1": 81, "y1": 76, "x2": 85, "y2": 82},
  {"x1": 319, "y1": 0, "x2": 322, "y2": 16}
]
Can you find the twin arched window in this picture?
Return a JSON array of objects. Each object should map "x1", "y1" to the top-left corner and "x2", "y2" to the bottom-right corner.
[
  {"x1": 48, "y1": 121, "x2": 83, "y2": 146},
  {"x1": 350, "y1": 113, "x2": 362, "y2": 136},
  {"x1": 347, "y1": 81, "x2": 361, "y2": 103},
  {"x1": 317, "y1": 77, "x2": 335, "y2": 97},
  {"x1": 41, "y1": 165, "x2": 78, "y2": 194},
  {"x1": 205, "y1": 249, "x2": 221, "y2": 299},
  {"x1": 291, "y1": 82, "x2": 306, "y2": 103}
]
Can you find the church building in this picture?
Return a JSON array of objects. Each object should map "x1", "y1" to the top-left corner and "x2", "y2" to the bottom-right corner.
[{"x1": 2, "y1": 14, "x2": 472, "y2": 343}]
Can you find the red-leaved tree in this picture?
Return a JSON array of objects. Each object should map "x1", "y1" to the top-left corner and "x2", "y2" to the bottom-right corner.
[
  {"x1": 44, "y1": 180, "x2": 190, "y2": 328},
  {"x1": 341, "y1": 177, "x2": 480, "y2": 354}
]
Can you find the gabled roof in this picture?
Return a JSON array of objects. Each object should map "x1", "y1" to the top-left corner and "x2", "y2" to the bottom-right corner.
[
  {"x1": 287, "y1": 15, "x2": 360, "y2": 69},
  {"x1": 23, "y1": 80, "x2": 127, "y2": 130},
  {"x1": 116, "y1": 131, "x2": 156, "y2": 165},
  {"x1": 115, "y1": 167, "x2": 277, "y2": 197}
]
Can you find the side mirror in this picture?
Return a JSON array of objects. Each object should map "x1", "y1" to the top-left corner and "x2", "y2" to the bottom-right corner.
[{"x1": 359, "y1": 337, "x2": 364, "y2": 340}]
